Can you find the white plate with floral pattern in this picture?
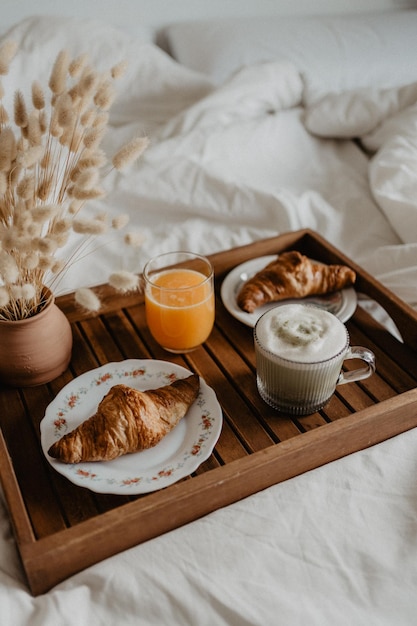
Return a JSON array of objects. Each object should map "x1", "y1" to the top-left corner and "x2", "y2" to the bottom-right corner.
[
  {"x1": 221, "y1": 255, "x2": 357, "y2": 327},
  {"x1": 40, "y1": 359, "x2": 222, "y2": 495}
]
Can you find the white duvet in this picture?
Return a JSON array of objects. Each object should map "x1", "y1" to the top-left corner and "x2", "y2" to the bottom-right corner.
[
  {"x1": 1, "y1": 15, "x2": 417, "y2": 626},
  {"x1": 1, "y1": 15, "x2": 414, "y2": 309}
]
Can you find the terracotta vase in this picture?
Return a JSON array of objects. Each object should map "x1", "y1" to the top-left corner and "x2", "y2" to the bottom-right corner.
[{"x1": 0, "y1": 289, "x2": 73, "y2": 387}]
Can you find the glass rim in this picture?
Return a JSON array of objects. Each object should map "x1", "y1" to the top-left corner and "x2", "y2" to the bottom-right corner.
[
  {"x1": 143, "y1": 251, "x2": 213, "y2": 290},
  {"x1": 254, "y1": 309, "x2": 349, "y2": 366}
]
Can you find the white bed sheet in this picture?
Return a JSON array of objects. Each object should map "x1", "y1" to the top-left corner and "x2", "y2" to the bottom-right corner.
[
  {"x1": 3, "y1": 429, "x2": 417, "y2": 626},
  {"x1": 0, "y1": 15, "x2": 417, "y2": 626}
]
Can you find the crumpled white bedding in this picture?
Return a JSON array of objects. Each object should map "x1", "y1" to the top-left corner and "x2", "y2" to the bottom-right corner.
[
  {"x1": 305, "y1": 80, "x2": 417, "y2": 305},
  {"x1": 1, "y1": 15, "x2": 417, "y2": 626},
  {"x1": 3, "y1": 428, "x2": 417, "y2": 626}
]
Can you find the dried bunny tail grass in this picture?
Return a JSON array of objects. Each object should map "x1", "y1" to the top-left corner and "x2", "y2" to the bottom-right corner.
[
  {"x1": 70, "y1": 186, "x2": 106, "y2": 201},
  {"x1": 15, "y1": 282, "x2": 37, "y2": 301},
  {"x1": 27, "y1": 112, "x2": 43, "y2": 146},
  {"x1": 34, "y1": 235, "x2": 59, "y2": 255},
  {"x1": 55, "y1": 93, "x2": 75, "y2": 129},
  {"x1": 77, "y1": 71, "x2": 100, "y2": 111},
  {"x1": 108, "y1": 270, "x2": 139, "y2": 293},
  {"x1": 111, "y1": 60, "x2": 128, "y2": 79},
  {"x1": 0, "y1": 200, "x2": 11, "y2": 223},
  {"x1": 0, "y1": 285, "x2": 9, "y2": 307},
  {"x1": 51, "y1": 230, "x2": 69, "y2": 248},
  {"x1": 17, "y1": 144, "x2": 44, "y2": 169},
  {"x1": 1, "y1": 230, "x2": 32, "y2": 252},
  {"x1": 49, "y1": 109, "x2": 63, "y2": 138},
  {"x1": 94, "y1": 79, "x2": 116, "y2": 111},
  {"x1": 69, "y1": 53, "x2": 89, "y2": 78},
  {"x1": 112, "y1": 214, "x2": 129, "y2": 230},
  {"x1": 0, "y1": 250, "x2": 19, "y2": 282},
  {"x1": 31, "y1": 80, "x2": 45, "y2": 110},
  {"x1": 68, "y1": 199, "x2": 83, "y2": 214},
  {"x1": 79, "y1": 70, "x2": 99, "y2": 95},
  {"x1": 51, "y1": 258, "x2": 66, "y2": 273},
  {"x1": 31, "y1": 203, "x2": 60, "y2": 223},
  {"x1": 76, "y1": 151, "x2": 107, "y2": 171},
  {"x1": 0, "y1": 40, "x2": 18, "y2": 76},
  {"x1": 74, "y1": 168, "x2": 100, "y2": 190},
  {"x1": 88, "y1": 146, "x2": 108, "y2": 159},
  {"x1": 83, "y1": 126, "x2": 106, "y2": 150},
  {"x1": 75, "y1": 287, "x2": 101, "y2": 312},
  {"x1": 16, "y1": 173, "x2": 35, "y2": 200},
  {"x1": 0, "y1": 126, "x2": 16, "y2": 171},
  {"x1": 0, "y1": 46, "x2": 150, "y2": 318},
  {"x1": 26, "y1": 221, "x2": 42, "y2": 237},
  {"x1": 92, "y1": 111, "x2": 109, "y2": 129},
  {"x1": 38, "y1": 110, "x2": 48, "y2": 134},
  {"x1": 72, "y1": 216, "x2": 108, "y2": 235},
  {"x1": 112, "y1": 136, "x2": 149, "y2": 170},
  {"x1": 21, "y1": 251, "x2": 39, "y2": 270},
  {"x1": 9, "y1": 284, "x2": 25, "y2": 300},
  {"x1": 50, "y1": 217, "x2": 71, "y2": 234},
  {"x1": 39, "y1": 149, "x2": 52, "y2": 170},
  {"x1": 23, "y1": 283, "x2": 37, "y2": 300},
  {"x1": 59, "y1": 126, "x2": 83, "y2": 153},
  {"x1": 14, "y1": 90, "x2": 28, "y2": 128},
  {"x1": 80, "y1": 109, "x2": 95, "y2": 127},
  {"x1": 37, "y1": 255, "x2": 54, "y2": 271},
  {"x1": 36, "y1": 174, "x2": 54, "y2": 201},
  {"x1": 14, "y1": 207, "x2": 33, "y2": 232},
  {"x1": 0, "y1": 104, "x2": 8, "y2": 125},
  {"x1": 49, "y1": 50, "x2": 70, "y2": 95}
]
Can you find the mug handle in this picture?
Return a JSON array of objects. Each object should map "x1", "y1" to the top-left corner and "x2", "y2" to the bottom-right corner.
[{"x1": 337, "y1": 346, "x2": 376, "y2": 385}]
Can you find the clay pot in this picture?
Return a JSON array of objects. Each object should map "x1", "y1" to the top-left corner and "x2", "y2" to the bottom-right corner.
[{"x1": 0, "y1": 288, "x2": 73, "y2": 387}]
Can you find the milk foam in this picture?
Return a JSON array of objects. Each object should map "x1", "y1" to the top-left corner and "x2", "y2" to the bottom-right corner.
[{"x1": 255, "y1": 304, "x2": 347, "y2": 362}]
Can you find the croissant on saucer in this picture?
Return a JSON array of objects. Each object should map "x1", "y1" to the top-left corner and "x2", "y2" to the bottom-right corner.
[
  {"x1": 48, "y1": 374, "x2": 200, "y2": 464},
  {"x1": 237, "y1": 250, "x2": 356, "y2": 314}
]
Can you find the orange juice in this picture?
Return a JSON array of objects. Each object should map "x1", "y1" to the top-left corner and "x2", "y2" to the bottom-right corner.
[{"x1": 145, "y1": 268, "x2": 215, "y2": 352}]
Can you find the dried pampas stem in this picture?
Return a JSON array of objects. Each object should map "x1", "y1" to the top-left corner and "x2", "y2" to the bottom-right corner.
[
  {"x1": 0, "y1": 40, "x2": 18, "y2": 75},
  {"x1": 0, "y1": 42, "x2": 148, "y2": 320},
  {"x1": 75, "y1": 287, "x2": 101, "y2": 312},
  {"x1": 112, "y1": 136, "x2": 149, "y2": 170},
  {"x1": 108, "y1": 270, "x2": 139, "y2": 293}
]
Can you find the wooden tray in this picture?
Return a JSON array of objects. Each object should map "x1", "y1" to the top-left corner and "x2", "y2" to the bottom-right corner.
[{"x1": 1, "y1": 229, "x2": 417, "y2": 596}]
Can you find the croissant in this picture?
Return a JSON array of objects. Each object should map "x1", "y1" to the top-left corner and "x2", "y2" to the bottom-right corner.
[
  {"x1": 48, "y1": 373, "x2": 200, "y2": 464},
  {"x1": 237, "y1": 250, "x2": 356, "y2": 313}
]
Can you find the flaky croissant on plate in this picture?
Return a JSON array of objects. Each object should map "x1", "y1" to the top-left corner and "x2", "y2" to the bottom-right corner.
[
  {"x1": 237, "y1": 250, "x2": 356, "y2": 314},
  {"x1": 48, "y1": 374, "x2": 200, "y2": 464}
]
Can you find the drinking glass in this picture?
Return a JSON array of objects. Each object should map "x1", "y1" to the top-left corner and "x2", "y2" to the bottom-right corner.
[{"x1": 143, "y1": 252, "x2": 215, "y2": 353}]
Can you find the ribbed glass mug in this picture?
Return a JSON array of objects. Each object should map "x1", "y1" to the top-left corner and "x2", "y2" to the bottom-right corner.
[{"x1": 254, "y1": 304, "x2": 375, "y2": 415}]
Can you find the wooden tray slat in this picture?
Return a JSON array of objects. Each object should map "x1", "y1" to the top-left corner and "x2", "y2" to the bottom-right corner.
[{"x1": 1, "y1": 228, "x2": 417, "y2": 595}]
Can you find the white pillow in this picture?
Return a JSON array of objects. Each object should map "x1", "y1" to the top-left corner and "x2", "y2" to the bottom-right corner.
[
  {"x1": 163, "y1": 11, "x2": 417, "y2": 103},
  {"x1": 156, "y1": 60, "x2": 303, "y2": 140},
  {"x1": 0, "y1": 16, "x2": 213, "y2": 128},
  {"x1": 304, "y1": 82, "x2": 417, "y2": 139}
]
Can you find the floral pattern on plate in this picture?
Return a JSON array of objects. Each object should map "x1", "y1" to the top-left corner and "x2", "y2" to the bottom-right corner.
[{"x1": 40, "y1": 360, "x2": 223, "y2": 495}]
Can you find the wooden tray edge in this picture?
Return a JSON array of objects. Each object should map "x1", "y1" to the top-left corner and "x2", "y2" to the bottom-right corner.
[
  {"x1": 56, "y1": 228, "x2": 417, "y2": 349},
  {"x1": 21, "y1": 388, "x2": 417, "y2": 595},
  {"x1": 209, "y1": 229, "x2": 417, "y2": 349},
  {"x1": 0, "y1": 429, "x2": 35, "y2": 547}
]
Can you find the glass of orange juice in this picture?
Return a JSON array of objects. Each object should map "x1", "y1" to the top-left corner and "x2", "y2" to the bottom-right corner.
[{"x1": 143, "y1": 252, "x2": 215, "y2": 353}]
